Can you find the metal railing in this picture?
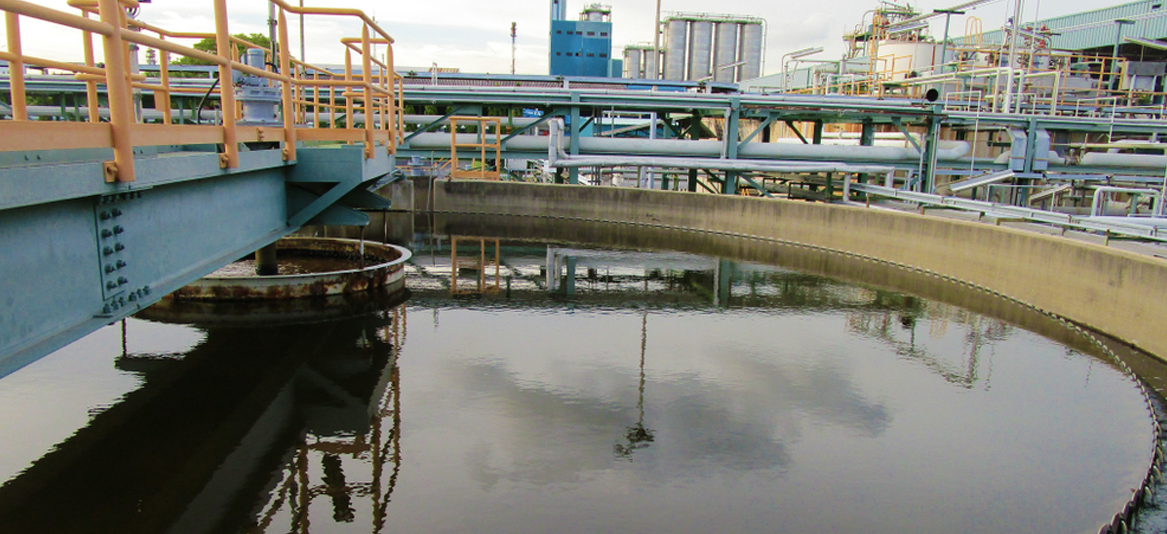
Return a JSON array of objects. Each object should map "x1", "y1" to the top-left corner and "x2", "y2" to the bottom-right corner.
[
  {"x1": 846, "y1": 180, "x2": 1167, "y2": 243},
  {"x1": 448, "y1": 116, "x2": 502, "y2": 181},
  {"x1": 0, "y1": 0, "x2": 404, "y2": 183}
]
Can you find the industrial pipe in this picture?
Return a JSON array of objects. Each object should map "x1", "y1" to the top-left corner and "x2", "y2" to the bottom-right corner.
[{"x1": 406, "y1": 132, "x2": 971, "y2": 162}]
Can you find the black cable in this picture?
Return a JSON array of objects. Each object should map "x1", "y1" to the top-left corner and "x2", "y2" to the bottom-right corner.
[{"x1": 194, "y1": 75, "x2": 220, "y2": 125}]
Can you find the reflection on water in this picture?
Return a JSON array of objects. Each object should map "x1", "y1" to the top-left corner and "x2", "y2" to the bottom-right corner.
[
  {"x1": 0, "y1": 293, "x2": 406, "y2": 534},
  {"x1": 0, "y1": 227, "x2": 1158, "y2": 534}
]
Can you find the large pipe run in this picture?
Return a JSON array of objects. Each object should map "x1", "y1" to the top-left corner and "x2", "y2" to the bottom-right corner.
[{"x1": 406, "y1": 132, "x2": 972, "y2": 161}]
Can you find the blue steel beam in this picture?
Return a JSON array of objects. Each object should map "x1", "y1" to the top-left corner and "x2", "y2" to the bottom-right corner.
[{"x1": 0, "y1": 145, "x2": 392, "y2": 379}]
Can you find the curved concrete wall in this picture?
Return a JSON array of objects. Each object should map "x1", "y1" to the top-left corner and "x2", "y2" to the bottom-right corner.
[{"x1": 431, "y1": 180, "x2": 1167, "y2": 362}]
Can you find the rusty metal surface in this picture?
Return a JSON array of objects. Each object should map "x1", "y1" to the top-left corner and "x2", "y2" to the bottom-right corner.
[{"x1": 171, "y1": 238, "x2": 410, "y2": 301}]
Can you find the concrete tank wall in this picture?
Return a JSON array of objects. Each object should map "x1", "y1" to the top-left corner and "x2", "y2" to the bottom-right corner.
[
  {"x1": 431, "y1": 180, "x2": 1167, "y2": 364},
  {"x1": 714, "y1": 22, "x2": 739, "y2": 83},
  {"x1": 687, "y1": 21, "x2": 713, "y2": 81}
]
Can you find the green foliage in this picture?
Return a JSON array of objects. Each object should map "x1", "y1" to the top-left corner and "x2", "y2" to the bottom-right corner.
[{"x1": 172, "y1": 33, "x2": 272, "y2": 66}]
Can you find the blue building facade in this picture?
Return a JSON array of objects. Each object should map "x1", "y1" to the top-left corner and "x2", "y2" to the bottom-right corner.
[
  {"x1": 549, "y1": 20, "x2": 613, "y2": 76},
  {"x1": 549, "y1": 2, "x2": 614, "y2": 77}
]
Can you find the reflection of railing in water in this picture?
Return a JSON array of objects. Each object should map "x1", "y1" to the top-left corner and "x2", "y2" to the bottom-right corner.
[
  {"x1": 249, "y1": 304, "x2": 406, "y2": 534},
  {"x1": 450, "y1": 237, "x2": 502, "y2": 295}
]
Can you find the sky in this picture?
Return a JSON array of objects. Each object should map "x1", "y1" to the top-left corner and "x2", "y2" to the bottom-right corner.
[{"x1": 10, "y1": 0, "x2": 1122, "y2": 76}]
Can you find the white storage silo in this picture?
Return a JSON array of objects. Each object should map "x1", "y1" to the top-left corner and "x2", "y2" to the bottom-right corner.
[
  {"x1": 644, "y1": 49, "x2": 659, "y2": 80},
  {"x1": 687, "y1": 20, "x2": 713, "y2": 81},
  {"x1": 663, "y1": 19, "x2": 688, "y2": 81},
  {"x1": 713, "y1": 22, "x2": 738, "y2": 82},
  {"x1": 737, "y1": 22, "x2": 763, "y2": 81},
  {"x1": 624, "y1": 48, "x2": 643, "y2": 78}
]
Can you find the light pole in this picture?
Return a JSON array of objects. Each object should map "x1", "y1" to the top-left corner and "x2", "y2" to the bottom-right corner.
[
  {"x1": 1113, "y1": 18, "x2": 1135, "y2": 59},
  {"x1": 934, "y1": 9, "x2": 965, "y2": 74},
  {"x1": 782, "y1": 46, "x2": 824, "y2": 93},
  {"x1": 653, "y1": 0, "x2": 661, "y2": 80},
  {"x1": 1111, "y1": 19, "x2": 1135, "y2": 92},
  {"x1": 1001, "y1": 0, "x2": 1023, "y2": 113}
]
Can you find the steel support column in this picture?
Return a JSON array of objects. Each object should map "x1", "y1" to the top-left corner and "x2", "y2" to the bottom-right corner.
[
  {"x1": 569, "y1": 94, "x2": 581, "y2": 185},
  {"x1": 722, "y1": 98, "x2": 741, "y2": 195},
  {"x1": 921, "y1": 116, "x2": 941, "y2": 193}
]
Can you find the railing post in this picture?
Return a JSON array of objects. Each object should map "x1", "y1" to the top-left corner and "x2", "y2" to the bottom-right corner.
[
  {"x1": 361, "y1": 25, "x2": 374, "y2": 159},
  {"x1": 277, "y1": 7, "x2": 296, "y2": 162},
  {"x1": 344, "y1": 48, "x2": 354, "y2": 131},
  {"x1": 213, "y1": 0, "x2": 239, "y2": 169},
  {"x1": 96, "y1": 0, "x2": 135, "y2": 182},
  {"x1": 387, "y1": 45, "x2": 398, "y2": 153},
  {"x1": 158, "y1": 40, "x2": 172, "y2": 125},
  {"x1": 5, "y1": 13, "x2": 27, "y2": 121},
  {"x1": 313, "y1": 71, "x2": 320, "y2": 128},
  {"x1": 395, "y1": 75, "x2": 404, "y2": 152},
  {"x1": 81, "y1": 13, "x2": 100, "y2": 123}
]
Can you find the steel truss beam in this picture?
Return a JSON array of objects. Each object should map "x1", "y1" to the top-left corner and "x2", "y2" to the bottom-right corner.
[{"x1": 0, "y1": 145, "x2": 392, "y2": 379}]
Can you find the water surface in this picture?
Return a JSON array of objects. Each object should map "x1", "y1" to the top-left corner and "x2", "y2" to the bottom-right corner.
[{"x1": 0, "y1": 235, "x2": 1155, "y2": 534}]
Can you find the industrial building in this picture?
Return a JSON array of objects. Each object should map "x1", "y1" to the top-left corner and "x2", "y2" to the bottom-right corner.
[
  {"x1": 743, "y1": 0, "x2": 1167, "y2": 107},
  {"x1": 549, "y1": 1, "x2": 618, "y2": 77}
]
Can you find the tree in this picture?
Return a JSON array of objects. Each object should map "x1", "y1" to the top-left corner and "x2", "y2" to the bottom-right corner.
[{"x1": 172, "y1": 33, "x2": 272, "y2": 66}]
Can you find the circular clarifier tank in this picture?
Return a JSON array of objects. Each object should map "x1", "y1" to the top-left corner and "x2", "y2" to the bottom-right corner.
[{"x1": 169, "y1": 237, "x2": 411, "y2": 300}]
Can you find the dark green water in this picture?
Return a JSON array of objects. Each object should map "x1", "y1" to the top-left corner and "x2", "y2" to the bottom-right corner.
[{"x1": 0, "y1": 222, "x2": 1156, "y2": 534}]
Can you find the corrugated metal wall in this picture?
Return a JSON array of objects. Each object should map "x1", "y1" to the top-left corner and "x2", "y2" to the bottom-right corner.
[{"x1": 954, "y1": 0, "x2": 1167, "y2": 50}]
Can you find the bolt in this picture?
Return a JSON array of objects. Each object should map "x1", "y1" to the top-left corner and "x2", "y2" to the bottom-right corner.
[
  {"x1": 103, "y1": 247, "x2": 114, "y2": 256},
  {"x1": 104, "y1": 264, "x2": 115, "y2": 274},
  {"x1": 116, "y1": 260, "x2": 127, "y2": 269},
  {"x1": 99, "y1": 211, "x2": 112, "y2": 221},
  {"x1": 113, "y1": 225, "x2": 124, "y2": 235},
  {"x1": 111, "y1": 301, "x2": 120, "y2": 311},
  {"x1": 143, "y1": 286, "x2": 151, "y2": 295},
  {"x1": 128, "y1": 293, "x2": 137, "y2": 302},
  {"x1": 101, "y1": 229, "x2": 113, "y2": 238},
  {"x1": 106, "y1": 282, "x2": 117, "y2": 290},
  {"x1": 115, "y1": 243, "x2": 126, "y2": 252},
  {"x1": 117, "y1": 277, "x2": 128, "y2": 286},
  {"x1": 102, "y1": 304, "x2": 112, "y2": 314},
  {"x1": 112, "y1": 208, "x2": 123, "y2": 217},
  {"x1": 118, "y1": 297, "x2": 126, "y2": 306}
]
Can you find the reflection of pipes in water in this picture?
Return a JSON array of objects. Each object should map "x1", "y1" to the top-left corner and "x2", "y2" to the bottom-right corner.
[
  {"x1": 322, "y1": 454, "x2": 355, "y2": 522},
  {"x1": 616, "y1": 311, "x2": 654, "y2": 459},
  {"x1": 248, "y1": 303, "x2": 407, "y2": 534},
  {"x1": 359, "y1": 227, "x2": 366, "y2": 270},
  {"x1": 715, "y1": 258, "x2": 733, "y2": 308},
  {"x1": 545, "y1": 248, "x2": 577, "y2": 296}
]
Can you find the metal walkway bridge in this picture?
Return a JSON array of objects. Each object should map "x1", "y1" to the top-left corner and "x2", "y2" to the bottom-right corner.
[
  {"x1": 4, "y1": 0, "x2": 1167, "y2": 379},
  {"x1": 0, "y1": 0, "x2": 402, "y2": 377}
]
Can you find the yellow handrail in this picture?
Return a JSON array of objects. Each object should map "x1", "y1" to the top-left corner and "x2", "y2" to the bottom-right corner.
[{"x1": 0, "y1": 0, "x2": 404, "y2": 183}]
